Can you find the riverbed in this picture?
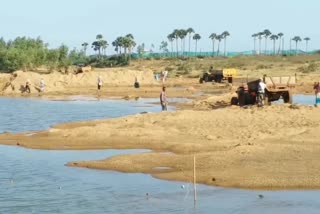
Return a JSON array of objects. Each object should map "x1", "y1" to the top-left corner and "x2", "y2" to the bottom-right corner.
[{"x1": 1, "y1": 96, "x2": 320, "y2": 213}]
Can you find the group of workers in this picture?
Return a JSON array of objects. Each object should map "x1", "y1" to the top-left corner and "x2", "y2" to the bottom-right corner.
[
  {"x1": 96, "y1": 72, "x2": 168, "y2": 111},
  {"x1": 23, "y1": 79, "x2": 45, "y2": 94}
]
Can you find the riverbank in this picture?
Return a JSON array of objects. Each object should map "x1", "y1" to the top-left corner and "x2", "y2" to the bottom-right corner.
[{"x1": 1, "y1": 103, "x2": 320, "y2": 189}]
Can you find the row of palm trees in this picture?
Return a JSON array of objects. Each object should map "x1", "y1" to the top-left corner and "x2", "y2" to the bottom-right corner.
[
  {"x1": 81, "y1": 34, "x2": 136, "y2": 59},
  {"x1": 252, "y1": 30, "x2": 311, "y2": 55},
  {"x1": 167, "y1": 29, "x2": 231, "y2": 56}
]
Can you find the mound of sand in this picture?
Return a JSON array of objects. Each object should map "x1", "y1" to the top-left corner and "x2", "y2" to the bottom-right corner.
[{"x1": 0, "y1": 68, "x2": 157, "y2": 95}]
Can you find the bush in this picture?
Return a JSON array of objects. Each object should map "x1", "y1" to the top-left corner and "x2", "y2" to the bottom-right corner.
[{"x1": 297, "y1": 62, "x2": 318, "y2": 73}]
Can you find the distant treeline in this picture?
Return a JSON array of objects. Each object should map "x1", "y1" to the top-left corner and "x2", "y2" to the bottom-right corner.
[{"x1": 0, "y1": 36, "x2": 130, "y2": 72}]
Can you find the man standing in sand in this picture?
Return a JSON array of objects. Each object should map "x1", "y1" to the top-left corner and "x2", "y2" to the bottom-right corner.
[
  {"x1": 257, "y1": 78, "x2": 266, "y2": 107},
  {"x1": 161, "y1": 70, "x2": 168, "y2": 84},
  {"x1": 25, "y1": 79, "x2": 31, "y2": 93},
  {"x1": 314, "y1": 81, "x2": 320, "y2": 107},
  {"x1": 160, "y1": 86, "x2": 168, "y2": 111},
  {"x1": 39, "y1": 78, "x2": 45, "y2": 94},
  {"x1": 97, "y1": 76, "x2": 103, "y2": 91}
]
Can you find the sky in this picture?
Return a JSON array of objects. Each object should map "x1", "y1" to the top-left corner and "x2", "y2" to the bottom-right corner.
[{"x1": 0, "y1": 0, "x2": 319, "y2": 53}]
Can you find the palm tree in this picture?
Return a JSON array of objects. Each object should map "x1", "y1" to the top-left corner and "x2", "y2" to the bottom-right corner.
[
  {"x1": 209, "y1": 33, "x2": 217, "y2": 56},
  {"x1": 81, "y1": 42, "x2": 89, "y2": 56},
  {"x1": 186, "y1": 28, "x2": 194, "y2": 54},
  {"x1": 270, "y1": 35, "x2": 279, "y2": 55},
  {"x1": 263, "y1": 29, "x2": 272, "y2": 54},
  {"x1": 173, "y1": 29, "x2": 180, "y2": 56},
  {"x1": 193, "y1": 33, "x2": 201, "y2": 55},
  {"x1": 292, "y1": 36, "x2": 302, "y2": 55},
  {"x1": 304, "y1": 37, "x2": 311, "y2": 54},
  {"x1": 221, "y1": 31, "x2": 230, "y2": 56},
  {"x1": 216, "y1": 35, "x2": 223, "y2": 56},
  {"x1": 124, "y1": 34, "x2": 136, "y2": 61},
  {"x1": 167, "y1": 33, "x2": 175, "y2": 57},
  {"x1": 252, "y1": 33, "x2": 258, "y2": 54},
  {"x1": 92, "y1": 34, "x2": 106, "y2": 57},
  {"x1": 257, "y1": 32, "x2": 264, "y2": 55},
  {"x1": 101, "y1": 40, "x2": 108, "y2": 56},
  {"x1": 277, "y1": 33, "x2": 284, "y2": 55},
  {"x1": 178, "y1": 29, "x2": 187, "y2": 55}
]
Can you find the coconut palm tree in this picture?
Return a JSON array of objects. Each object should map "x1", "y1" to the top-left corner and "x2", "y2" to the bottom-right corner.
[
  {"x1": 167, "y1": 33, "x2": 175, "y2": 57},
  {"x1": 292, "y1": 36, "x2": 302, "y2": 55},
  {"x1": 257, "y1": 32, "x2": 264, "y2": 55},
  {"x1": 81, "y1": 42, "x2": 89, "y2": 56},
  {"x1": 221, "y1": 31, "x2": 230, "y2": 56},
  {"x1": 173, "y1": 29, "x2": 180, "y2": 56},
  {"x1": 193, "y1": 33, "x2": 201, "y2": 55},
  {"x1": 186, "y1": 28, "x2": 194, "y2": 54},
  {"x1": 209, "y1": 33, "x2": 217, "y2": 56},
  {"x1": 101, "y1": 40, "x2": 109, "y2": 56},
  {"x1": 270, "y1": 35, "x2": 279, "y2": 55},
  {"x1": 178, "y1": 29, "x2": 187, "y2": 55},
  {"x1": 92, "y1": 34, "x2": 107, "y2": 57},
  {"x1": 216, "y1": 35, "x2": 223, "y2": 56},
  {"x1": 304, "y1": 37, "x2": 311, "y2": 54},
  {"x1": 277, "y1": 33, "x2": 284, "y2": 55},
  {"x1": 263, "y1": 29, "x2": 272, "y2": 54},
  {"x1": 124, "y1": 34, "x2": 136, "y2": 61},
  {"x1": 251, "y1": 33, "x2": 258, "y2": 54}
]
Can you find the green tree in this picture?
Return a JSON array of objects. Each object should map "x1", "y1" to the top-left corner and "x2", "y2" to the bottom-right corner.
[
  {"x1": 178, "y1": 29, "x2": 187, "y2": 55},
  {"x1": 186, "y1": 28, "x2": 194, "y2": 54},
  {"x1": 216, "y1": 35, "x2": 223, "y2": 56},
  {"x1": 81, "y1": 42, "x2": 89, "y2": 56},
  {"x1": 270, "y1": 35, "x2": 279, "y2": 55},
  {"x1": 159, "y1": 41, "x2": 169, "y2": 55},
  {"x1": 209, "y1": 33, "x2": 217, "y2": 56},
  {"x1": 304, "y1": 37, "x2": 311, "y2": 53},
  {"x1": 173, "y1": 29, "x2": 180, "y2": 56},
  {"x1": 252, "y1": 33, "x2": 258, "y2": 54},
  {"x1": 277, "y1": 33, "x2": 284, "y2": 55},
  {"x1": 221, "y1": 31, "x2": 230, "y2": 56},
  {"x1": 192, "y1": 33, "x2": 201, "y2": 55},
  {"x1": 257, "y1": 32, "x2": 264, "y2": 55},
  {"x1": 167, "y1": 33, "x2": 175, "y2": 57},
  {"x1": 92, "y1": 34, "x2": 107, "y2": 57},
  {"x1": 263, "y1": 29, "x2": 272, "y2": 54},
  {"x1": 292, "y1": 36, "x2": 302, "y2": 55}
]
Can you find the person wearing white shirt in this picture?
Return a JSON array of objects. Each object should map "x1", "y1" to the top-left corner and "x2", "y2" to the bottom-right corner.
[{"x1": 257, "y1": 78, "x2": 266, "y2": 106}]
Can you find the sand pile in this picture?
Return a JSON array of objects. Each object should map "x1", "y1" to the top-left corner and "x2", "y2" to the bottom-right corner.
[{"x1": 0, "y1": 68, "x2": 157, "y2": 95}]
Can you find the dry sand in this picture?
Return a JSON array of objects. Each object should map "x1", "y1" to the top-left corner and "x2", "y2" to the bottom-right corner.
[{"x1": 1, "y1": 103, "x2": 320, "y2": 189}]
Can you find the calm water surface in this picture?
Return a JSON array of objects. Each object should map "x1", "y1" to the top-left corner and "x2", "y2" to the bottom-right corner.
[{"x1": 0, "y1": 96, "x2": 319, "y2": 214}]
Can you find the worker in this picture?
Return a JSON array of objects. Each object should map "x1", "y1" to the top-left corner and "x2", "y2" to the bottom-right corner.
[
  {"x1": 160, "y1": 86, "x2": 168, "y2": 111},
  {"x1": 134, "y1": 76, "x2": 140, "y2": 88},
  {"x1": 25, "y1": 79, "x2": 31, "y2": 93},
  {"x1": 314, "y1": 81, "x2": 320, "y2": 107},
  {"x1": 257, "y1": 78, "x2": 266, "y2": 107}
]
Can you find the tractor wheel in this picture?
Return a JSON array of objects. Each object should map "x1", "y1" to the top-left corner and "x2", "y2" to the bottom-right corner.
[
  {"x1": 283, "y1": 91, "x2": 292, "y2": 104},
  {"x1": 231, "y1": 96, "x2": 239, "y2": 105}
]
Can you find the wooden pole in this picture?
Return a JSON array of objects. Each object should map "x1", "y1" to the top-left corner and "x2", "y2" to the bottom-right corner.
[{"x1": 193, "y1": 155, "x2": 197, "y2": 205}]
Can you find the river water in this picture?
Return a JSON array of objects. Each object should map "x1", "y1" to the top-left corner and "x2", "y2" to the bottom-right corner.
[{"x1": 0, "y1": 96, "x2": 319, "y2": 214}]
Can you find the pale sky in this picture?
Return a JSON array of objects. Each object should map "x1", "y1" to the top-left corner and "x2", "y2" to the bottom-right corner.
[{"x1": 0, "y1": 0, "x2": 319, "y2": 53}]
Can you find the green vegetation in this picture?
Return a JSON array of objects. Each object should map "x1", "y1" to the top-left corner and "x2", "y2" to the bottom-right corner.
[
  {"x1": 0, "y1": 33, "x2": 136, "y2": 72},
  {"x1": 0, "y1": 28, "x2": 315, "y2": 73}
]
